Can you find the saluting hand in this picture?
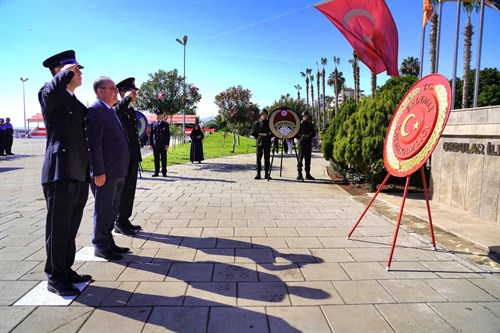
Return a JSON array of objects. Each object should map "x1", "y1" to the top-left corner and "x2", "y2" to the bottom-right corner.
[
  {"x1": 61, "y1": 63, "x2": 80, "y2": 74},
  {"x1": 94, "y1": 174, "x2": 106, "y2": 187}
]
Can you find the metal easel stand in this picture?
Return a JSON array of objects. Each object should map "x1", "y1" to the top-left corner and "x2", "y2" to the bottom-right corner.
[{"x1": 346, "y1": 166, "x2": 436, "y2": 270}]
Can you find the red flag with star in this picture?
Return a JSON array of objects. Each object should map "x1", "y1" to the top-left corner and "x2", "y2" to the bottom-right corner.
[{"x1": 315, "y1": 0, "x2": 399, "y2": 76}]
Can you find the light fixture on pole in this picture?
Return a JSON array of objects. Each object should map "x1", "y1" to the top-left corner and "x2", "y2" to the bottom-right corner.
[
  {"x1": 176, "y1": 35, "x2": 188, "y2": 143},
  {"x1": 20, "y1": 77, "x2": 29, "y2": 132}
]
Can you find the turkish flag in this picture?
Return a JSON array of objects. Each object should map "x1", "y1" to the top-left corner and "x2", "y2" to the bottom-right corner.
[{"x1": 315, "y1": 0, "x2": 399, "y2": 76}]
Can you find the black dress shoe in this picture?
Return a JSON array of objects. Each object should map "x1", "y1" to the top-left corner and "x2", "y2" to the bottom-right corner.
[
  {"x1": 67, "y1": 272, "x2": 93, "y2": 283},
  {"x1": 118, "y1": 219, "x2": 142, "y2": 231},
  {"x1": 114, "y1": 223, "x2": 137, "y2": 236},
  {"x1": 94, "y1": 250, "x2": 123, "y2": 260},
  {"x1": 152, "y1": 173, "x2": 159, "y2": 177},
  {"x1": 162, "y1": 173, "x2": 167, "y2": 177},
  {"x1": 47, "y1": 280, "x2": 80, "y2": 296},
  {"x1": 112, "y1": 245, "x2": 131, "y2": 254},
  {"x1": 305, "y1": 174, "x2": 315, "y2": 180}
]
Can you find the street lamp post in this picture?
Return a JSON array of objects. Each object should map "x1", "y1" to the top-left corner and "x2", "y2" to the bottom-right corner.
[
  {"x1": 20, "y1": 77, "x2": 29, "y2": 132},
  {"x1": 176, "y1": 35, "x2": 188, "y2": 143}
]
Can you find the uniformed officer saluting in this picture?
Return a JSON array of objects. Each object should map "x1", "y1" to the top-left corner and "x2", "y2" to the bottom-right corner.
[
  {"x1": 149, "y1": 110, "x2": 170, "y2": 177},
  {"x1": 297, "y1": 110, "x2": 316, "y2": 181},
  {"x1": 113, "y1": 78, "x2": 142, "y2": 235},
  {"x1": 39, "y1": 50, "x2": 92, "y2": 296},
  {"x1": 251, "y1": 108, "x2": 272, "y2": 180}
]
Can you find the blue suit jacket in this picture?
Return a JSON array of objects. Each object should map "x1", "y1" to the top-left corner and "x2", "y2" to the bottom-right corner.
[
  {"x1": 86, "y1": 100, "x2": 130, "y2": 179},
  {"x1": 38, "y1": 70, "x2": 90, "y2": 184}
]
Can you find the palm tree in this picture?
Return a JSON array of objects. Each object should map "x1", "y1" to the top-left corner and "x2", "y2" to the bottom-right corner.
[
  {"x1": 310, "y1": 74, "x2": 315, "y2": 123},
  {"x1": 328, "y1": 69, "x2": 345, "y2": 118},
  {"x1": 429, "y1": 0, "x2": 439, "y2": 73},
  {"x1": 371, "y1": 72, "x2": 377, "y2": 98},
  {"x1": 400, "y1": 56, "x2": 420, "y2": 76},
  {"x1": 316, "y1": 65, "x2": 321, "y2": 129},
  {"x1": 300, "y1": 68, "x2": 312, "y2": 106},
  {"x1": 331, "y1": 56, "x2": 340, "y2": 118},
  {"x1": 321, "y1": 57, "x2": 328, "y2": 125},
  {"x1": 462, "y1": 1, "x2": 480, "y2": 109},
  {"x1": 294, "y1": 84, "x2": 302, "y2": 100},
  {"x1": 349, "y1": 51, "x2": 360, "y2": 103}
]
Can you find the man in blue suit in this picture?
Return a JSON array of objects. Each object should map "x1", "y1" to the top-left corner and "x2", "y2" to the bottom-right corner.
[
  {"x1": 86, "y1": 76, "x2": 131, "y2": 261},
  {"x1": 39, "y1": 50, "x2": 92, "y2": 296}
]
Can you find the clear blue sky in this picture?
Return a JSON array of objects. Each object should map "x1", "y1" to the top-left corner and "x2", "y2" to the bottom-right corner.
[{"x1": 0, "y1": 0, "x2": 498, "y2": 128}]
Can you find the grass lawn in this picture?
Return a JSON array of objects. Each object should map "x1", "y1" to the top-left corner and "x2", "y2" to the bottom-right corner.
[{"x1": 141, "y1": 131, "x2": 257, "y2": 171}]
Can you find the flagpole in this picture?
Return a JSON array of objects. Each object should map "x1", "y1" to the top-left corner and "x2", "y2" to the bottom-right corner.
[
  {"x1": 473, "y1": 0, "x2": 486, "y2": 108},
  {"x1": 435, "y1": 1, "x2": 443, "y2": 73},
  {"x1": 450, "y1": 0, "x2": 461, "y2": 111},
  {"x1": 419, "y1": 24, "x2": 425, "y2": 78}
]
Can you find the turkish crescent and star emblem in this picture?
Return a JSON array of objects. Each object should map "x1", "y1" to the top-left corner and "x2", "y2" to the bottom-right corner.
[{"x1": 384, "y1": 74, "x2": 452, "y2": 177}]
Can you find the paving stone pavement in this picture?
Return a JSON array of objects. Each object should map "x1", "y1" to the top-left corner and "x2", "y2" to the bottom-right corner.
[{"x1": 1, "y1": 139, "x2": 499, "y2": 333}]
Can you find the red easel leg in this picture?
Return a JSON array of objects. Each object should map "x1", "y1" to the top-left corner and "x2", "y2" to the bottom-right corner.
[
  {"x1": 421, "y1": 166, "x2": 436, "y2": 250},
  {"x1": 347, "y1": 173, "x2": 391, "y2": 239},
  {"x1": 386, "y1": 175, "x2": 411, "y2": 271}
]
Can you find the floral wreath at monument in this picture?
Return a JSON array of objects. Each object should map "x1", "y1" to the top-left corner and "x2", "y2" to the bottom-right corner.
[{"x1": 268, "y1": 107, "x2": 300, "y2": 139}]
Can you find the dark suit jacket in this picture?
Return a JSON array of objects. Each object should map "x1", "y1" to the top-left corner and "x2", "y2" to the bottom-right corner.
[
  {"x1": 115, "y1": 96, "x2": 142, "y2": 165},
  {"x1": 149, "y1": 121, "x2": 170, "y2": 148},
  {"x1": 38, "y1": 70, "x2": 90, "y2": 184},
  {"x1": 86, "y1": 100, "x2": 130, "y2": 179}
]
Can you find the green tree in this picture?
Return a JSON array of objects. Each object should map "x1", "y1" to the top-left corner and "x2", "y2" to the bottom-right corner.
[
  {"x1": 136, "y1": 69, "x2": 201, "y2": 116},
  {"x1": 300, "y1": 68, "x2": 312, "y2": 106},
  {"x1": 214, "y1": 86, "x2": 257, "y2": 153},
  {"x1": 453, "y1": 67, "x2": 500, "y2": 109},
  {"x1": 349, "y1": 51, "x2": 360, "y2": 103},
  {"x1": 461, "y1": 0, "x2": 480, "y2": 109},
  {"x1": 267, "y1": 95, "x2": 311, "y2": 116},
  {"x1": 429, "y1": 0, "x2": 439, "y2": 73},
  {"x1": 321, "y1": 57, "x2": 328, "y2": 125},
  {"x1": 327, "y1": 75, "x2": 417, "y2": 190},
  {"x1": 400, "y1": 56, "x2": 420, "y2": 76},
  {"x1": 310, "y1": 74, "x2": 315, "y2": 123},
  {"x1": 316, "y1": 66, "x2": 321, "y2": 129},
  {"x1": 294, "y1": 84, "x2": 302, "y2": 100},
  {"x1": 371, "y1": 72, "x2": 377, "y2": 98}
]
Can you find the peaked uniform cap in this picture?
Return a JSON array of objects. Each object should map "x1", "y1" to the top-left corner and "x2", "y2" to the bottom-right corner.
[
  {"x1": 117, "y1": 77, "x2": 138, "y2": 91},
  {"x1": 42, "y1": 50, "x2": 84, "y2": 69}
]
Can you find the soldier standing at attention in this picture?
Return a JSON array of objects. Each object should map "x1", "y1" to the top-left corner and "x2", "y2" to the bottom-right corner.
[
  {"x1": 39, "y1": 50, "x2": 92, "y2": 296},
  {"x1": 113, "y1": 77, "x2": 142, "y2": 236},
  {"x1": 150, "y1": 111, "x2": 170, "y2": 177},
  {"x1": 251, "y1": 108, "x2": 272, "y2": 180},
  {"x1": 297, "y1": 110, "x2": 316, "y2": 181}
]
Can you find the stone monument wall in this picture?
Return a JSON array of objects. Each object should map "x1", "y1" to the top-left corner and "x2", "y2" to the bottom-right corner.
[{"x1": 430, "y1": 106, "x2": 500, "y2": 224}]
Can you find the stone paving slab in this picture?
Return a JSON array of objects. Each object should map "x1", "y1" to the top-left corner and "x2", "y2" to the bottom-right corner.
[{"x1": 1, "y1": 139, "x2": 499, "y2": 332}]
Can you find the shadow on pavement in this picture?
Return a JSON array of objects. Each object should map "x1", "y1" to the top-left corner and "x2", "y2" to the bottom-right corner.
[
  {"x1": 0, "y1": 166, "x2": 24, "y2": 173},
  {"x1": 194, "y1": 162, "x2": 255, "y2": 173},
  {"x1": 75, "y1": 285, "x2": 302, "y2": 332}
]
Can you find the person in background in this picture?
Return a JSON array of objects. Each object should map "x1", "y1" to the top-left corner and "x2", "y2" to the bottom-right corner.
[
  {"x1": 38, "y1": 50, "x2": 91, "y2": 296},
  {"x1": 149, "y1": 110, "x2": 170, "y2": 177},
  {"x1": 4, "y1": 118, "x2": 14, "y2": 155},
  {"x1": 189, "y1": 123, "x2": 204, "y2": 163},
  {"x1": 113, "y1": 77, "x2": 142, "y2": 236},
  {"x1": 86, "y1": 76, "x2": 131, "y2": 261},
  {"x1": 0, "y1": 118, "x2": 5, "y2": 156},
  {"x1": 251, "y1": 108, "x2": 272, "y2": 180},
  {"x1": 296, "y1": 110, "x2": 316, "y2": 181}
]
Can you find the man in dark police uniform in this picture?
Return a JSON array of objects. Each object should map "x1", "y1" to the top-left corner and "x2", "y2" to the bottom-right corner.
[
  {"x1": 38, "y1": 50, "x2": 92, "y2": 296},
  {"x1": 251, "y1": 108, "x2": 272, "y2": 180},
  {"x1": 297, "y1": 110, "x2": 316, "y2": 181},
  {"x1": 149, "y1": 111, "x2": 170, "y2": 177},
  {"x1": 113, "y1": 77, "x2": 142, "y2": 236}
]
